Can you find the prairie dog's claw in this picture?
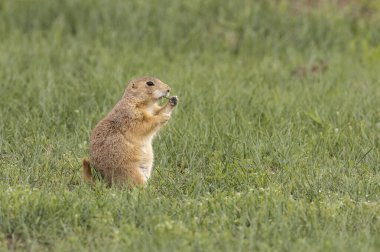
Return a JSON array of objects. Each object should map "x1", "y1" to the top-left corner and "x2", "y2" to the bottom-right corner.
[{"x1": 169, "y1": 96, "x2": 178, "y2": 106}]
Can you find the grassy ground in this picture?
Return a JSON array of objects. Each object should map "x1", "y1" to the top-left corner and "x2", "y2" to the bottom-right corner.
[{"x1": 0, "y1": 0, "x2": 379, "y2": 251}]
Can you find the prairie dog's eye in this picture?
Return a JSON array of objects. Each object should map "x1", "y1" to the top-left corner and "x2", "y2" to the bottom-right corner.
[{"x1": 146, "y1": 81, "x2": 154, "y2": 86}]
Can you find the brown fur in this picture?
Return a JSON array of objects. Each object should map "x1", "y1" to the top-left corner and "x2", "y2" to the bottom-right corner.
[
  {"x1": 82, "y1": 159, "x2": 94, "y2": 184},
  {"x1": 83, "y1": 76, "x2": 178, "y2": 187}
]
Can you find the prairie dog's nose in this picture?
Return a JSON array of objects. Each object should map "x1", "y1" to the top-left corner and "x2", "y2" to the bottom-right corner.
[{"x1": 167, "y1": 89, "x2": 171, "y2": 93}]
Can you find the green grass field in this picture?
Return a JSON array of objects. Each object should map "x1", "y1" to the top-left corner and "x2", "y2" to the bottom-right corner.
[{"x1": 0, "y1": 0, "x2": 379, "y2": 251}]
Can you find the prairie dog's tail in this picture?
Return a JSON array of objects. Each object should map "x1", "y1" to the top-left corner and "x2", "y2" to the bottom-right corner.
[{"x1": 82, "y1": 159, "x2": 94, "y2": 184}]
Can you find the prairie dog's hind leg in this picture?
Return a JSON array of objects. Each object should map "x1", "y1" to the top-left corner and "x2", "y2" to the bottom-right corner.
[{"x1": 115, "y1": 162, "x2": 146, "y2": 187}]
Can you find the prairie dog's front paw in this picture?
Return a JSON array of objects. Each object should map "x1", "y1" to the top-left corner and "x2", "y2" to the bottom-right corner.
[
  {"x1": 158, "y1": 113, "x2": 171, "y2": 124},
  {"x1": 169, "y1": 96, "x2": 179, "y2": 106}
]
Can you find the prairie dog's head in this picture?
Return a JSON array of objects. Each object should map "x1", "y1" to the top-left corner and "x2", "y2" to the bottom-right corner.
[{"x1": 123, "y1": 76, "x2": 171, "y2": 103}]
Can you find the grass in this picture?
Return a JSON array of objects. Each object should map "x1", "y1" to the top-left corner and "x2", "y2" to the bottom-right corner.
[{"x1": 0, "y1": 0, "x2": 379, "y2": 251}]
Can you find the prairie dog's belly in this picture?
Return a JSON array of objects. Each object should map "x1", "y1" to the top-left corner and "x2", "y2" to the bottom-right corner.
[{"x1": 139, "y1": 136, "x2": 154, "y2": 181}]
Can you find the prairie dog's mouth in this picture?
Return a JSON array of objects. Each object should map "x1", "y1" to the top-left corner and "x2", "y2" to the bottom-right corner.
[
  {"x1": 153, "y1": 90, "x2": 170, "y2": 100},
  {"x1": 159, "y1": 92, "x2": 170, "y2": 100}
]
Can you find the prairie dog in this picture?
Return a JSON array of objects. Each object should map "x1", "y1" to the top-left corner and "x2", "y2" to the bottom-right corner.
[{"x1": 83, "y1": 76, "x2": 178, "y2": 187}]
